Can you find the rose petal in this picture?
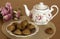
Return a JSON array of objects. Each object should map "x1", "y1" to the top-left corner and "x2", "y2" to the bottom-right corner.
[
  {"x1": 5, "y1": 2, "x2": 12, "y2": 10},
  {"x1": 3, "y1": 14, "x2": 12, "y2": 21},
  {"x1": 1, "y1": 7, "x2": 8, "y2": 16}
]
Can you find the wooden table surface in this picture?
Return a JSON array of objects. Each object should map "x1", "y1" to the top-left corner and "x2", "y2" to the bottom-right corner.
[{"x1": 0, "y1": 0, "x2": 60, "y2": 39}]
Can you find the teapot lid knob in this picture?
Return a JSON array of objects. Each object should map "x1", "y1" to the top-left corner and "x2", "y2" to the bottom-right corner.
[
  {"x1": 40, "y1": 2, "x2": 44, "y2": 6},
  {"x1": 39, "y1": 2, "x2": 45, "y2": 7}
]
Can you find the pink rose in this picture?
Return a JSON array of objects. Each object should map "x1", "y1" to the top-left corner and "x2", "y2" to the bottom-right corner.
[
  {"x1": 0, "y1": 2, "x2": 13, "y2": 21},
  {"x1": 0, "y1": 2, "x2": 13, "y2": 16}
]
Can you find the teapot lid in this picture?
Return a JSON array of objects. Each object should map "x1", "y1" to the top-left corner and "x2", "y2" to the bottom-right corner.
[{"x1": 34, "y1": 2, "x2": 48, "y2": 10}]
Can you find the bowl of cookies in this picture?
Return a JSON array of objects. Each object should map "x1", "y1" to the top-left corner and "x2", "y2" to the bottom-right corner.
[{"x1": 6, "y1": 20, "x2": 39, "y2": 37}]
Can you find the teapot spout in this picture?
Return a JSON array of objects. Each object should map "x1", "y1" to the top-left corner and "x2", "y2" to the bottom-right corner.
[{"x1": 24, "y1": 4, "x2": 30, "y2": 16}]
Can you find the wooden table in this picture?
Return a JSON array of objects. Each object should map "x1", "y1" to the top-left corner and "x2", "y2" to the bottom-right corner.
[
  {"x1": 0, "y1": 0, "x2": 60, "y2": 39},
  {"x1": 0, "y1": 20, "x2": 9, "y2": 39}
]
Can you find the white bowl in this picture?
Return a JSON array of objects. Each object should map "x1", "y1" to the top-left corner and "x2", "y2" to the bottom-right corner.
[{"x1": 6, "y1": 20, "x2": 39, "y2": 37}]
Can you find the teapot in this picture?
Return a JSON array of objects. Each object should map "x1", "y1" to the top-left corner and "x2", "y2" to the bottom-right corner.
[{"x1": 24, "y1": 2, "x2": 59, "y2": 25}]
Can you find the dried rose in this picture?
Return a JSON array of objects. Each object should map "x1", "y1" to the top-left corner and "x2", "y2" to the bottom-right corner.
[
  {"x1": 0, "y1": 2, "x2": 21, "y2": 21},
  {"x1": 16, "y1": 10, "x2": 20, "y2": 18},
  {"x1": 0, "y1": 2, "x2": 13, "y2": 21},
  {"x1": 13, "y1": 10, "x2": 20, "y2": 19}
]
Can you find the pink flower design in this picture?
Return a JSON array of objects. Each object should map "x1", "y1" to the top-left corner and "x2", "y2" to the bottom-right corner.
[{"x1": 36, "y1": 15, "x2": 43, "y2": 20}]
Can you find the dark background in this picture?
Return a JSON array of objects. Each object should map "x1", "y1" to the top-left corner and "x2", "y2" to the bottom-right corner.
[{"x1": 0, "y1": 0, "x2": 60, "y2": 39}]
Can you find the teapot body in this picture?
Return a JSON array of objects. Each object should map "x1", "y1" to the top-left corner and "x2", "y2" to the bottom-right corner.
[
  {"x1": 24, "y1": 2, "x2": 59, "y2": 25},
  {"x1": 31, "y1": 9, "x2": 52, "y2": 25}
]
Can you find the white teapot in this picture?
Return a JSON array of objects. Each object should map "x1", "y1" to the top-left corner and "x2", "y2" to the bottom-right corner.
[{"x1": 24, "y1": 2, "x2": 59, "y2": 25}]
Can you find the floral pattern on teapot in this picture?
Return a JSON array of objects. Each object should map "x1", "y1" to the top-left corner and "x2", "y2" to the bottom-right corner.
[{"x1": 31, "y1": 11, "x2": 52, "y2": 25}]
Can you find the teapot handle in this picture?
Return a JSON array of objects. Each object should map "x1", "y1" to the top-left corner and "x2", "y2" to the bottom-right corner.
[{"x1": 50, "y1": 5, "x2": 59, "y2": 20}]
